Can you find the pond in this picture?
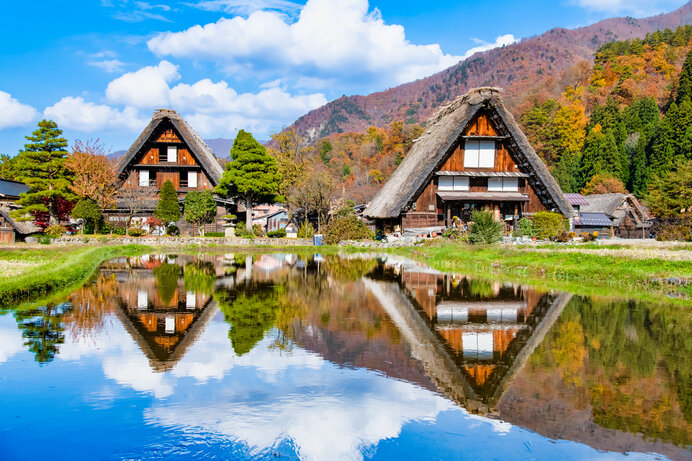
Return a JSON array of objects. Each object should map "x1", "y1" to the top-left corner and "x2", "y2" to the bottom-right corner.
[{"x1": 0, "y1": 252, "x2": 690, "y2": 460}]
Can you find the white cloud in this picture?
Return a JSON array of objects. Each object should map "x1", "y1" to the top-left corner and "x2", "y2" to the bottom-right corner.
[
  {"x1": 570, "y1": 0, "x2": 686, "y2": 15},
  {"x1": 0, "y1": 316, "x2": 26, "y2": 363},
  {"x1": 463, "y1": 34, "x2": 517, "y2": 59},
  {"x1": 106, "y1": 60, "x2": 180, "y2": 108},
  {"x1": 102, "y1": 64, "x2": 326, "y2": 137},
  {"x1": 88, "y1": 59, "x2": 126, "y2": 73},
  {"x1": 190, "y1": 0, "x2": 302, "y2": 15},
  {"x1": 43, "y1": 97, "x2": 146, "y2": 132},
  {"x1": 148, "y1": 0, "x2": 462, "y2": 88},
  {"x1": 0, "y1": 90, "x2": 38, "y2": 129}
]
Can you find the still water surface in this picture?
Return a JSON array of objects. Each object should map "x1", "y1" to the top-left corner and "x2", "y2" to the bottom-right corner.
[{"x1": 0, "y1": 253, "x2": 690, "y2": 460}]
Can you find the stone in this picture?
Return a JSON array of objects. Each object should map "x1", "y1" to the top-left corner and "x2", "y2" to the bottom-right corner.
[{"x1": 25, "y1": 237, "x2": 38, "y2": 244}]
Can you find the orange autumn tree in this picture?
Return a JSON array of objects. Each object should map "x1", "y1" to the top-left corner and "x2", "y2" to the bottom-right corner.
[
  {"x1": 581, "y1": 173, "x2": 627, "y2": 195},
  {"x1": 65, "y1": 139, "x2": 118, "y2": 209}
]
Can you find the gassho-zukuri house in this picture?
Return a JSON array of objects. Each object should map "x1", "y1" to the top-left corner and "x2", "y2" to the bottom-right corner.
[
  {"x1": 106, "y1": 109, "x2": 232, "y2": 232},
  {"x1": 364, "y1": 87, "x2": 575, "y2": 235}
]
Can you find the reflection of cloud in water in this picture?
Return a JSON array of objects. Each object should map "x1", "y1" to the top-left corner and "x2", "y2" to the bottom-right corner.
[
  {"x1": 0, "y1": 315, "x2": 25, "y2": 363},
  {"x1": 149, "y1": 358, "x2": 455, "y2": 461}
]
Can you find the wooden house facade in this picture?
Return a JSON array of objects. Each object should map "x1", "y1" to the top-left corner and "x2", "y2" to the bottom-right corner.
[
  {"x1": 107, "y1": 109, "x2": 230, "y2": 232},
  {"x1": 0, "y1": 179, "x2": 40, "y2": 243},
  {"x1": 364, "y1": 88, "x2": 574, "y2": 234}
]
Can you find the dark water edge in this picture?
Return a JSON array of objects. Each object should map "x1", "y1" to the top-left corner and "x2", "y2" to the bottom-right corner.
[{"x1": 0, "y1": 252, "x2": 689, "y2": 460}]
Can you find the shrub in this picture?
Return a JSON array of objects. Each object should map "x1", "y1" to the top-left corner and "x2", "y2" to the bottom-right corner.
[
  {"x1": 110, "y1": 227, "x2": 126, "y2": 236},
  {"x1": 44, "y1": 224, "x2": 67, "y2": 237},
  {"x1": 37, "y1": 235, "x2": 52, "y2": 245},
  {"x1": 580, "y1": 231, "x2": 598, "y2": 242},
  {"x1": 442, "y1": 226, "x2": 467, "y2": 242},
  {"x1": 297, "y1": 222, "x2": 315, "y2": 239},
  {"x1": 324, "y1": 215, "x2": 372, "y2": 244},
  {"x1": 553, "y1": 230, "x2": 573, "y2": 242},
  {"x1": 267, "y1": 229, "x2": 287, "y2": 238},
  {"x1": 252, "y1": 223, "x2": 265, "y2": 237},
  {"x1": 234, "y1": 223, "x2": 254, "y2": 238},
  {"x1": 167, "y1": 224, "x2": 180, "y2": 236},
  {"x1": 127, "y1": 228, "x2": 145, "y2": 237},
  {"x1": 72, "y1": 198, "x2": 103, "y2": 234},
  {"x1": 468, "y1": 211, "x2": 504, "y2": 244},
  {"x1": 514, "y1": 217, "x2": 535, "y2": 238},
  {"x1": 531, "y1": 211, "x2": 567, "y2": 239},
  {"x1": 205, "y1": 232, "x2": 225, "y2": 238}
]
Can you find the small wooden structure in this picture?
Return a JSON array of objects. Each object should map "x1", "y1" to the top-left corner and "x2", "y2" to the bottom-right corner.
[
  {"x1": 0, "y1": 207, "x2": 40, "y2": 243},
  {"x1": 364, "y1": 88, "x2": 574, "y2": 235},
  {"x1": 581, "y1": 193, "x2": 653, "y2": 239}
]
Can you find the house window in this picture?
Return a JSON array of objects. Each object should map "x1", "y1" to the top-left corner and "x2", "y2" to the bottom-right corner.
[
  {"x1": 464, "y1": 140, "x2": 495, "y2": 168},
  {"x1": 488, "y1": 177, "x2": 519, "y2": 192},
  {"x1": 167, "y1": 145, "x2": 177, "y2": 163},
  {"x1": 188, "y1": 171, "x2": 197, "y2": 188},
  {"x1": 186, "y1": 291, "x2": 196, "y2": 309},
  {"x1": 139, "y1": 169, "x2": 149, "y2": 187},
  {"x1": 439, "y1": 176, "x2": 470, "y2": 191},
  {"x1": 137, "y1": 290, "x2": 148, "y2": 309},
  {"x1": 165, "y1": 316, "x2": 175, "y2": 334}
]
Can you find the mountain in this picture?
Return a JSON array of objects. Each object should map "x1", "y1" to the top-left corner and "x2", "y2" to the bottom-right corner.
[{"x1": 286, "y1": 2, "x2": 692, "y2": 143}]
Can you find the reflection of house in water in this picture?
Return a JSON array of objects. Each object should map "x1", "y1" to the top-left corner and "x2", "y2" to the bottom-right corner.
[
  {"x1": 101, "y1": 254, "x2": 220, "y2": 371},
  {"x1": 364, "y1": 256, "x2": 572, "y2": 413}
]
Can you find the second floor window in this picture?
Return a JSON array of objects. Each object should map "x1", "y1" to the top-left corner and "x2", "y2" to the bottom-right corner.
[
  {"x1": 167, "y1": 145, "x2": 177, "y2": 163},
  {"x1": 464, "y1": 140, "x2": 495, "y2": 168},
  {"x1": 139, "y1": 170, "x2": 149, "y2": 187}
]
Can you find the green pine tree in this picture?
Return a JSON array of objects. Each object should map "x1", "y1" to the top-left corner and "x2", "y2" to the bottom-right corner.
[
  {"x1": 11, "y1": 120, "x2": 76, "y2": 225},
  {"x1": 552, "y1": 151, "x2": 578, "y2": 193},
  {"x1": 154, "y1": 180, "x2": 182, "y2": 230},
  {"x1": 676, "y1": 49, "x2": 692, "y2": 105},
  {"x1": 215, "y1": 130, "x2": 282, "y2": 231},
  {"x1": 184, "y1": 190, "x2": 217, "y2": 236}
]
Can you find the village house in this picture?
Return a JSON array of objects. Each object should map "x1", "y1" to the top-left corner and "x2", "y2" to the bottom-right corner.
[
  {"x1": 0, "y1": 178, "x2": 40, "y2": 243},
  {"x1": 107, "y1": 109, "x2": 233, "y2": 233},
  {"x1": 364, "y1": 88, "x2": 575, "y2": 235},
  {"x1": 580, "y1": 193, "x2": 653, "y2": 238}
]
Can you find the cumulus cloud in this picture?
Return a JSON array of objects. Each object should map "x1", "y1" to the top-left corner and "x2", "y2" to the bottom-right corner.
[
  {"x1": 570, "y1": 0, "x2": 685, "y2": 15},
  {"x1": 0, "y1": 90, "x2": 38, "y2": 129},
  {"x1": 106, "y1": 60, "x2": 180, "y2": 108},
  {"x1": 43, "y1": 97, "x2": 147, "y2": 132},
  {"x1": 102, "y1": 63, "x2": 326, "y2": 137},
  {"x1": 463, "y1": 34, "x2": 517, "y2": 59},
  {"x1": 148, "y1": 0, "x2": 462, "y2": 88}
]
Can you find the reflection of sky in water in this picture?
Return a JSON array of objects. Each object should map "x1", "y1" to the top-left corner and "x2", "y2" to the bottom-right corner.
[{"x1": 0, "y1": 312, "x2": 669, "y2": 460}]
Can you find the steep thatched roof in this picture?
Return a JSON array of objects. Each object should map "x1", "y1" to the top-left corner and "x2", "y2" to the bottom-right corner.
[
  {"x1": 116, "y1": 109, "x2": 224, "y2": 185},
  {"x1": 582, "y1": 193, "x2": 652, "y2": 225},
  {"x1": 0, "y1": 207, "x2": 41, "y2": 234},
  {"x1": 364, "y1": 88, "x2": 574, "y2": 219}
]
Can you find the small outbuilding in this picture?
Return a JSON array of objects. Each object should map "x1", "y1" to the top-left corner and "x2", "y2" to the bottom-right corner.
[
  {"x1": 364, "y1": 88, "x2": 574, "y2": 236},
  {"x1": 581, "y1": 193, "x2": 653, "y2": 239}
]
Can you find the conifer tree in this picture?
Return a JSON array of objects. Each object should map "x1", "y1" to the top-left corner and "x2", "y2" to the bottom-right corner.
[
  {"x1": 215, "y1": 130, "x2": 282, "y2": 231},
  {"x1": 676, "y1": 49, "x2": 692, "y2": 105},
  {"x1": 552, "y1": 151, "x2": 579, "y2": 193},
  {"x1": 12, "y1": 120, "x2": 76, "y2": 225},
  {"x1": 154, "y1": 180, "x2": 182, "y2": 231}
]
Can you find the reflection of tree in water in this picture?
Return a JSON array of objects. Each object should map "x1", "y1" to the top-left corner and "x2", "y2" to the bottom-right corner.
[
  {"x1": 14, "y1": 302, "x2": 72, "y2": 364},
  {"x1": 64, "y1": 274, "x2": 120, "y2": 339},
  {"x1": 217, "y1": 287, "x2": 283, "y2": 356},
  {"x1": 528, "y1": 297, "x2": 691, "y2": 446},
  {"x1": 323, "y1": 256, "x2": 378, "y2": 282},
  {"x1": 183, "y1": 262, "x2": 216, "y2": 296},
  {"x1": 153, "y1": 263, "x2": 181, "y2": 305}
]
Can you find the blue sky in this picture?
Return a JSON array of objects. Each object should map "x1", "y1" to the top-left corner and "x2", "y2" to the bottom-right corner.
[{"x1": 0, "y1": 0, "x2": 687, "y2": 155}]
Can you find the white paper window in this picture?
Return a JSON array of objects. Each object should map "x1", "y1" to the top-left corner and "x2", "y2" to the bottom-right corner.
[
  {"x1": 188, "y1": 172, "x2": 197, "y2": 188},
  {"x1": 165, "y1": 316, "x2": 175, "y2": 334},
  {"x1": 439, "y1": 176, "x2": 454, "y2": 191},
  {"x1": 453, "y1": 176, "x2": 469, "y2": 191},
  {"x1": 464, "y1": 140, "x2": 495, "y2": 168},
  {"x1": 502, "y1": 178, "x2": 518, "y2": 191},
  {"x1": 186, "y1": 291, "x2": 196, "y2": 309},
  {"x1": 167, "y1": 146, "x2": 177, "y2": 162},
  {"x1": 479, "y1": 141, "x2": 495, "y2": 168},
  {"x1": 137, "y1": 290, "x2": 148, "y2": 309},
  {"x1": 488, "y1": 178, "x2": 503, "y2": 192},
  {"x1": 464, "y1": 140, "x2": 479, "y2": 168},
  {"x1": 139, "y1": 170, "x2": 149, "y2": 187}
]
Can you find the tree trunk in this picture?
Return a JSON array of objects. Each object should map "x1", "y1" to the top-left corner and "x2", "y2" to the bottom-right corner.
[{"x1": 246, "y1": 194, "x2": 253, "y2": 232}]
